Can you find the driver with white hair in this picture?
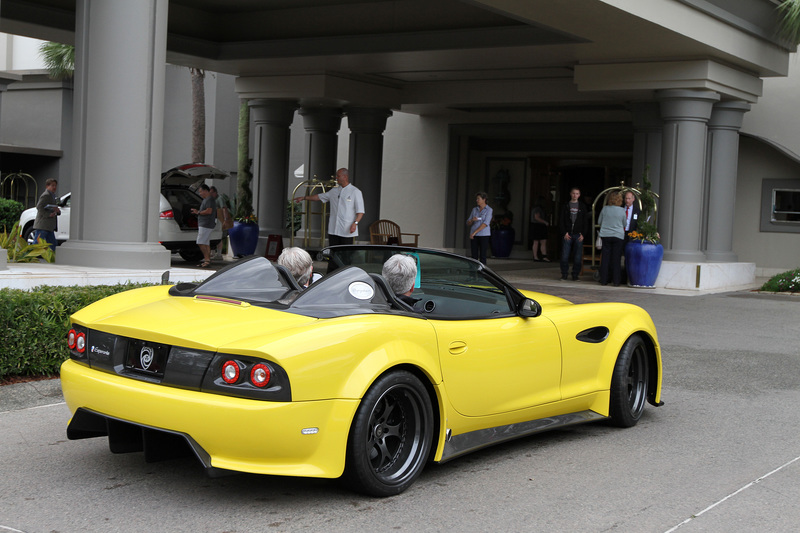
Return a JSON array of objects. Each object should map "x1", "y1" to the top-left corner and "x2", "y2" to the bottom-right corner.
[{"x1": 382, "y1": 254, "x2": 419, "y2": 307}]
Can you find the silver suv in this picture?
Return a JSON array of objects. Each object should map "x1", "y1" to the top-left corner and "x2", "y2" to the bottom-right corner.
[{"x1": 19, "y1": 164, "x2": 229, "y2": 262}]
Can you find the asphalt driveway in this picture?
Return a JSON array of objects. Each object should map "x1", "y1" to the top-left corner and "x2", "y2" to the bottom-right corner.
[{"x1": 1, "y1": 283, "x2": 798, "y2": 532}]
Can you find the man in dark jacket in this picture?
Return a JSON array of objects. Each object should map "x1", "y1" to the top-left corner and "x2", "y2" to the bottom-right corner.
[
  {"x1": 559, "y1": 187, "x2": 589, "y2": 281},
  {"x1": 32, "y1": 178, "x2": 61, "y2": 251}
]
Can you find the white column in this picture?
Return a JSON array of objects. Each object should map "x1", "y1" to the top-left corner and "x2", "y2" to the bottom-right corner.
[
  {"x1": 346, "y1": 107, "x2": 392, "y2": 232},
  {"x1": 249, "y1": 99, "x2": 298, "y2": 246},
  {"x1": 704, "y1": 101, "x2": 750, "y2": 262},
  {"x1": 58, "y1": 0, "x2": 170, "y2": 269},
  {"x1": 657, "y1": 89, "x2": 719, "y2": 263}
]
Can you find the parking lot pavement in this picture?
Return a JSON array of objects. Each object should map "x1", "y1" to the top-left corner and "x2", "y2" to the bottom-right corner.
[{"x1": 1, "y1": 268, "x2": 798, "y2": 532}]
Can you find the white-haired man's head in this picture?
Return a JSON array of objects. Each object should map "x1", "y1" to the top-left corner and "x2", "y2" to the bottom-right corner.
[
  {"x1": 277, "y1": 247, "x2": 313, "y2": 287},
  {"x1": 382, "y1": 254, "x2": 417, "y2": 296}
]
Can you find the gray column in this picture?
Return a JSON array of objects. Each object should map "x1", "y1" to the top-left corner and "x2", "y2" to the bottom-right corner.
[
  {"x1": 704, "y1": 101, "x2": 750, "y2": 262},
  {"x1": 657, "y1": 89, "x2": 720, "y2": 263},
  {"x1": 346, "y1": 107, "x2": 392, "y2": 232},
  {"x1": 299, "y1": 107, "x2": 343, "y2": 241},
  {"x1": 249, "y1": 99, "x2": 298, "y2": 246},
  {"x1": 629, "y1": 102, "x2": 662, "y2": 193},
  {"x1": 299, "y1": 107, "x2": 343, "y2": 181},
  {"x1": 58, "y1": 0, "x2": 170, "y2": 269}
]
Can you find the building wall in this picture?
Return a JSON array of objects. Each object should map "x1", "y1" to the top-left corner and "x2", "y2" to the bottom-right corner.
[
  {"x1": 380, "y1": 112, "x2": 449, "y2": 248},
  {"x1": 742, "y1": 58, "x2": 800, "y2": 156},
  {"x1": 0, "y1": 75, "x2": 68, "y2": 150},
  {"x1": 735, "y1": 136, "x2": 800, "y2": 272}
]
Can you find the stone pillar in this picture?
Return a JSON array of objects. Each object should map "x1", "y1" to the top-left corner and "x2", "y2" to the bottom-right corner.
[
  {"x1": 704, "y1": 101, "x2": 750, "y2": 262},
  {"x1": 657, "y1": 89, "x2": 720, "y2": 263},
  {"x1": 629, "y1": 102, "x2": 662, "y2": 193},
  {"x1": 58, "y1": 0, "x2": 170, "y2": 269},
  {"x1": 249, "y1": 99, "x2": 298, "y2": 250},
  {"x1": 299, "y1": 107, "x2": 343, "y2": 242},
  {"x1": 346, "y1": 107, "x2": 392, "y2": 233}
]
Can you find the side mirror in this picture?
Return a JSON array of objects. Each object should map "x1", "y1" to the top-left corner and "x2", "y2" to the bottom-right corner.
[{"x1": 518, "y1": 298, "x2": 541, "y2": 318}]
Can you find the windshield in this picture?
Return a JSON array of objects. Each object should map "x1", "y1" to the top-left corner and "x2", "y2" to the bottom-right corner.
[{"x1": 168, "y1": 247, "x2": 521, "y2": 319}]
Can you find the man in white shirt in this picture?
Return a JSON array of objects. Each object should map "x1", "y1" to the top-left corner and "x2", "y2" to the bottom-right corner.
[{"x1": 295, "y1": 167, "x2": 365, "y2": 245}]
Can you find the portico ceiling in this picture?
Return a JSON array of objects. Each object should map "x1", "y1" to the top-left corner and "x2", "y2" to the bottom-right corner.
[{"x1": 0, "y1": 0, "x2": 793, "y2": 113}]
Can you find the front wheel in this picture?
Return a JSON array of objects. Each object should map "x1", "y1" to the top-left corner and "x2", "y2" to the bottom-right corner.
[
  {"x1": 608, "y1": 333, "x2": 649, "y2": 428},
  {"x1": 343, "y1": 370, "x2": 434, "y2": 497}
]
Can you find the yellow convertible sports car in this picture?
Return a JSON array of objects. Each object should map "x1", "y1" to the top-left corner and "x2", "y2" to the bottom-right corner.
[{"x1": 61, "y1": 245, "x2": 663, "y2": 496}]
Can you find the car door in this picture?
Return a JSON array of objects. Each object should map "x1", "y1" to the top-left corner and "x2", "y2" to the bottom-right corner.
[{"x1": 434, "y1": 314, "x2": 562, "y2": 417}]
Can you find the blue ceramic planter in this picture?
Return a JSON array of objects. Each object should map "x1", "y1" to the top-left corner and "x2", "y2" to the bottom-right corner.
[
  {"x1": 625, "y1": 241, "x2": 663, "y2": 288},
  {"x1": 490, "y1": 226, "x2": 515, "y2": 258},
  {"x1": 228, "y1": 221, "x2": 259, "y2": 257}
]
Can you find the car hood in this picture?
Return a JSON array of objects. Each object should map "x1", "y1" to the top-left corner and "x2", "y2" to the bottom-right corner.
[
  {"x1": 161, "y1": 163, "x2": 230, "y2": 188},
  {"x1": 71, "y1": 286, "x2": 316, "y2": 351}
]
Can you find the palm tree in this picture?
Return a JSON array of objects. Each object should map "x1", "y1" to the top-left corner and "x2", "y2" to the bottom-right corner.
[
  {"x1": 38, "y1": 42, "x2": 74, "y2": 80},
  {"x1": 190, "y1": 67, "x2": 205, "y2": 163}
]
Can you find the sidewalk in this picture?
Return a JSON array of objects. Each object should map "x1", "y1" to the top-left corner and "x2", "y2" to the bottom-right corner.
[
  {"x1": 0, "y1": 255, "x2": 766, "y2": 295},
  {"x1": 0, "y1": 261, "x2": 215, "y2": 290}
]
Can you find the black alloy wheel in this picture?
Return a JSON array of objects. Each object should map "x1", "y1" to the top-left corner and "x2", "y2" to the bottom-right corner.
[
  {"x1": 609, "y1": 333, "x2": 649, "y2": 427},
  {"x1": 343, "y1": 370, "x2": 433, "y2": 497}
]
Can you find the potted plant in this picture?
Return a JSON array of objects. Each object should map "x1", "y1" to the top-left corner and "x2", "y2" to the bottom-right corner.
[{"x1": 625, "y1": 168, "x2": 662, "y2": 287}]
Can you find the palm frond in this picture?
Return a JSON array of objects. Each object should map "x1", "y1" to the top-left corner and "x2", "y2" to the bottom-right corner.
[
  {"x1": 38, "y1": 42, "x2": 75, "y2": 80},
  {"x1": 778, "y1": 0, "x2": 800, "y2": 45}
]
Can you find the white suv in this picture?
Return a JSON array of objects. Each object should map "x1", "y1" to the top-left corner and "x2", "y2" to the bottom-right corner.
[{"x1": 19, "y1": 163, "x2": 229, "y2": 262}]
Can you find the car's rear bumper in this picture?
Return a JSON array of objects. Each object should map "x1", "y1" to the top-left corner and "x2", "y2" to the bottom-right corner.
[{"x1": 60, "y1": 359, "x2": 358, "y2": 478}]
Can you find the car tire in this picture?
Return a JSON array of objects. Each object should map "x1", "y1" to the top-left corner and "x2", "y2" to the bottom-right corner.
[
  {"x1": 178, "y1": 247, "x2": 203, "y2": 262},
  {"x1": 343, "y1": 370, "x2": 434, "y2": 497},
  {"x1": 608, "y1": 333, "x2": 649, "y2": 428},
  {"x1": 22, "y1": 223, "x2": 35, "y2": 244}
]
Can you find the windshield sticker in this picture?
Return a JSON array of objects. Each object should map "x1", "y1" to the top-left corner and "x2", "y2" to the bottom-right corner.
[{"x1": 348, "y1": 281, "x2": 374, "y2": 300}]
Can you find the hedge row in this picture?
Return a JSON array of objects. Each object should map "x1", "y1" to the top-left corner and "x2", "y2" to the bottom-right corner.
[{"x1": 0, "y1": 283, "x2": 155, "y2": 379}]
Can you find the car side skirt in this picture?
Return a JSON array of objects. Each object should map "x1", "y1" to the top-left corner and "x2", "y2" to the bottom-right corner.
[{"x1": 439, "y1": 409, "x2": 607, "y2": 463}]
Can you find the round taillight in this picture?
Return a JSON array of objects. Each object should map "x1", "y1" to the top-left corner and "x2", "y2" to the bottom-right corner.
[
  {"x1": 75, "y1": 332, "x2": 86, "y2": 353},
  {"x1": 221, "y1": 360, "x2": 240, "y2": 384},
  {"x1": 67, "y1": 329, "x2": 77, "y2": 349},
  {"x1": 250, "y1": 364, "x2": 271, "y2": 388}
]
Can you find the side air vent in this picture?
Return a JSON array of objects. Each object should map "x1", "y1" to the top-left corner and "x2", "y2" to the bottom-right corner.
[{"x1": 576, "y1": 326, "x2": 609, "y2": 344}]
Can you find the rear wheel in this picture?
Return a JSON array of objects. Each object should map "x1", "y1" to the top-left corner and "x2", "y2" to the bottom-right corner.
[
  {"x1": 22, "y1": 223, "x2": 35, "y2": 244},
  {"x1": 608, "y1": 333, "x2": 649, "y2": 427},
  {"x1": 178, "y1": 247, "x2": 203, "y2": 262},
  {"x1": 343, "y1": 370, "x2": 433, "y2": 497}
]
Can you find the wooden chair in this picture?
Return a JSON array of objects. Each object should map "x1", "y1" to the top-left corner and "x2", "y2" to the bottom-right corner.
[{"x1": 368, "y1": 219, "x2": 419, "y2": 247}]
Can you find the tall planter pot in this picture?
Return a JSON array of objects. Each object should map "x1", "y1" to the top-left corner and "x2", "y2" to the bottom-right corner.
[
  {"x1": 228, "y1": 221, "x2": 259, "y2": 257},
  {"x1": 625, "y1": 241, "x2": 663, "y2": 288},
  {"x1": 490, "y1": 226, "x2": 515, "y2": 258}
]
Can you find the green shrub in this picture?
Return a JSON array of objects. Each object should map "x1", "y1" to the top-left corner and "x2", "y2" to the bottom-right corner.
[
  {"x1": 1, "y1": 221, "x2": 55, "y2": 263},
  {"x1": 0, "y1": 197, "x2": 24, "y2": 233},
  {"x1": 0, "y1": 283, "x2": 157, "y2": 379},
  {"x1": 760, "y1": 268, "x2": 800, "y2": 293}
]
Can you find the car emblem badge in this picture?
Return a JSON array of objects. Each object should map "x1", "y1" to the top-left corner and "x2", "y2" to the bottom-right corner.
[
  {"x1": 348, "y1": 281, "x2": 374, "y2": 300},
  {"x1": 139, "y1": 346, "x2": 154, "y2": 370}
]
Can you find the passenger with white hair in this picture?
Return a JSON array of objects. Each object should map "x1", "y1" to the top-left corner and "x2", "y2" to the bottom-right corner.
[
  {"x1": 277, "y1": 247, "x2": 314, "y2": 287},
  {"x1": 382, "y1": 254, "x2": 419, "y2": 307}
]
